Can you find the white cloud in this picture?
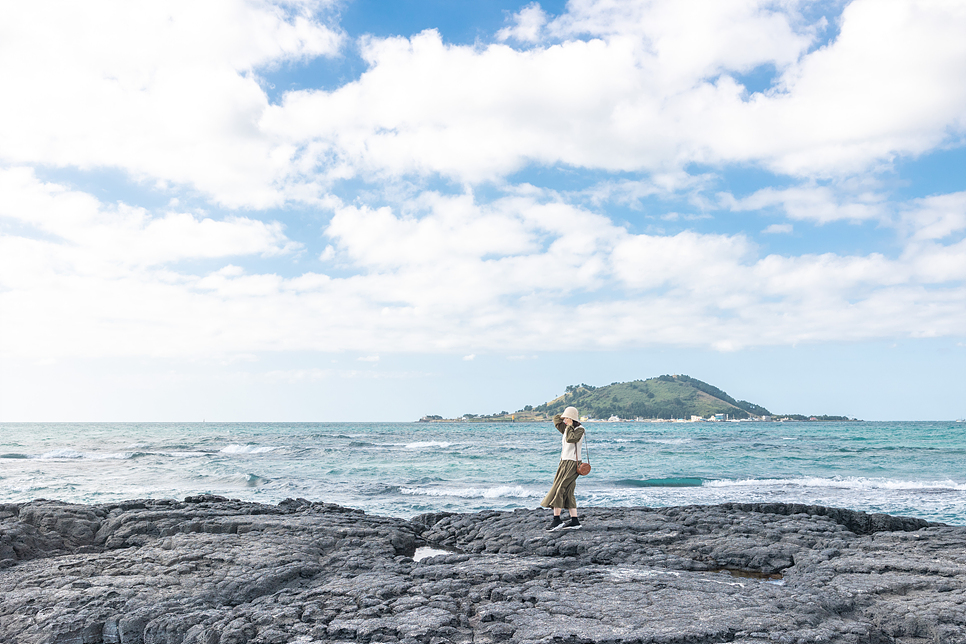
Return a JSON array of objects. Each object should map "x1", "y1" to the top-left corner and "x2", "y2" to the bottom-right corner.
[
  {"x1": 260, "y1": 0, "x2": 966, "y2": 188},
  {"x1": 753, "y1": 0, "x2": 966, "y2": 175},
  {"x1": 543, "y1": 0, "x2": 815, "y2": 79},
  {"x1": 0, "y1": 2, "x2": 963, "y2": 369},
  {"x1": 463, "y1": 354, "x2": 476, "y2": 361},
  {"x1": 2, "y1": 174, "x2": 962, "y2": 361},
  {"x1": 610, "y1": 230, "x2": 755, "y2": 292},
  {"x1": 579, "y1": 172, "x2": 714, "y2": 209},
  {"x1": 900, "y1": 192, "x2": 966, "y2": 242},
  {"x1": 2, "y1": 0, "x2": 963, "y2": 208},
  {"x1": 902, "y1": 238, "x2": 966, "y2": 284},
  {"x1": 265, "y1": 368, "x2": 331, "y2": 382},
  {"x1": 727, "y1": 186, "x2": 966, "y2": 241},
  {"x1": 264, "y1": 367, "x2": 426, "y2": 382},
  {"x1": 722, "y1": 185, "x2": 886, "y2": 223},
  {"x1": 659, "y1": 212, "x2": 713, "y2": 222},
  {"x1": 498, "y1": 3, "x2": 547, "y2": 43},
  {"x1": 0, "y1": 170, "x2": 303, "y2": 360},
  {"x1": 762, "y1": 223, "x2": 793, "y2": 234},
  {"x1": 0, "y1": 168, "x2": 299, "y2": 270},
  {"x1": 0, "y1": 0, "x2": 343, "y2": 208}
]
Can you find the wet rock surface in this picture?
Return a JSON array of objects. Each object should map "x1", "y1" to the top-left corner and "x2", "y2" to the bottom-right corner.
[{"x1": 1, "y1": 497, "x2": 964, "y2": 643}]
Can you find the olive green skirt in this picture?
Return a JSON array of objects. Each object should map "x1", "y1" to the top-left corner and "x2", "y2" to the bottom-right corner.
[{"x1": 540, "y1": 460, "x2": 579, "y2": 509}]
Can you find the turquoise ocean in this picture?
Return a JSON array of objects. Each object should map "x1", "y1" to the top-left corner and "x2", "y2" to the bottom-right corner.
[{"x1": 2, "y1": 421, "x2": 965, "y2": 524}]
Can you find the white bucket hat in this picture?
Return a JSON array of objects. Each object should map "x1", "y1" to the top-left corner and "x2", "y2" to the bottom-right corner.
[{"x1": 562, "y1": 406, "x2": 580, "y2": 421}]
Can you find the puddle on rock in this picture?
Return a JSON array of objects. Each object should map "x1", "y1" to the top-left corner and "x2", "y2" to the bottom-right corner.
[
  {"x1": 412, "y1": 546, "x2": 456, "y2": 562},
  {"x1": 715, "y1": 569, "x2": 785, "y2": 585}
]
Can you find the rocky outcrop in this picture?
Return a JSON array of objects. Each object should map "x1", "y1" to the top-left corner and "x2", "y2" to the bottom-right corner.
[{"x1": 1, "y1": 497, "x2": 964, "y2": 643}]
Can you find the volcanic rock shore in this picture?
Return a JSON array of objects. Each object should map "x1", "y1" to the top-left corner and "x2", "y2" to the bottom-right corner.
[{"x1": 1, "y1": 497, "x2": 965, "y2": 644}]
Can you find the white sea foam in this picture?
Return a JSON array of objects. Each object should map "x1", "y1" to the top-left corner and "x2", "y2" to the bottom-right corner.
[
  {"x1": 38, "y1": 449, "x2": 85, "y2": 459},
  {"x1": 704, "y1": 476, "x2": 966, "y2": 491},
  {"x1": 38, "y1": 449, "x2": 134, "y2": 460},
  {"x1": 216, "y1": 472, "x2": 271, "y2": 487},
  {"x1": 401, "y1": 485, "x2": 535, "y2": 499},
  {"x1": 219, "y1": 444, "x2": 277, "y2": 455},
  {"x1": 404, "y1": 441, "x2": 452, "y2": 450}
]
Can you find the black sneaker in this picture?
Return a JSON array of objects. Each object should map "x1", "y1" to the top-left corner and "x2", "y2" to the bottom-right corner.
[
  {"x1": 562, "y1": 517, "x2": 581, "y2": 530},
  {"x1": 546, "y1": 516, "x2": 563, "y2": 531}
]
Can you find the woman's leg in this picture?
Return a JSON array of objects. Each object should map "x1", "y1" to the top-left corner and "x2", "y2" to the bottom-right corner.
[
  {"x1": 546, "y1": 508, "x2": 565, "y2": 530},
  {"x1": 563, "y1": 506, "x2": 581, "y2": 529}
]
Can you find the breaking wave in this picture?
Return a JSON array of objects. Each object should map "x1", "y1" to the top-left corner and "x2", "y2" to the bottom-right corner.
[
  {"x1": 703, "y1": 476, "x2": 966, "y2": 491},
  {"x1": 219, "y1": 444, "x2": 278, "y2": 455},
  {"x1": 400, "y1": 485, "x2": 535, "y2": 499}
]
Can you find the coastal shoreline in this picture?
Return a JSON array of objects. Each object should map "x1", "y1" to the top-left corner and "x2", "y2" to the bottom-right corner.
[{"x1": 2, "y1": 497, "x2": 965, "y2": 643}]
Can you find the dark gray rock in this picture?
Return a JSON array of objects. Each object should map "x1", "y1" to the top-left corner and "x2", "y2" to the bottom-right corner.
[{"x1": 1, "y1": 499, "x2": 964, "y2": 643}]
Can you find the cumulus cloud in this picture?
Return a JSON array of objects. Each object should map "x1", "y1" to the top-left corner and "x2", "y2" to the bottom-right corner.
[
  {"x1": 3, "y1": 0, "x2": 964, "y2": 206},
  {"x1": 1, "y1": 0, "x2": 964, "y2": 370},
  {"x1": 542, "y1": 0, "x2": 815, "y2": 77},
  {"x1": 0, "y1": 169, "x2": 302, "y2": 359},
  {"x1": 261, "y1": 0, "x2": 966, "y2": 188},
  {"x1": 0, "y1": 168, "x2": 299, "y2": 269},
  {"x1": 2, "y1": 172, "x2": 962, "y2": 361},
  {"x1": 0, "y1": 0, "x2": 343, "y2": 207},
  {"x1": 498, "y1": 2, "x2": 548, "y2": 43}
]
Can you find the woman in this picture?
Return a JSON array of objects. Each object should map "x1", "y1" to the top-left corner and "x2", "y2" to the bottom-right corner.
[{"x1": 540, "y1": 406, "x2": 585, "y2": 530}]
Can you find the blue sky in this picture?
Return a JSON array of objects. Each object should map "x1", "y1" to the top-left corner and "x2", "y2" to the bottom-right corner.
[{"x1": 0, "y1": 0, "x2": 964, "y2": 421}]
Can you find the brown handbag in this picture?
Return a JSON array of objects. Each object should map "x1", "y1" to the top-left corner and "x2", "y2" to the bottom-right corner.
[{"x1": 577, "y1": 433, "x2": 591, "y2": 475}]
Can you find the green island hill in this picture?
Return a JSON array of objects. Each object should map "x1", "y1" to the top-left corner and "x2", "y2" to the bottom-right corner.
[{"x1": 419, "y1": 374, "x2": 857, "y2": 422}]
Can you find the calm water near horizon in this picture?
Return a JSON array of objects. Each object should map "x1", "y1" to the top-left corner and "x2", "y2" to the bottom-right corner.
[{"x1": 2, "y1": 420, "x2": 965, "y2": 524}]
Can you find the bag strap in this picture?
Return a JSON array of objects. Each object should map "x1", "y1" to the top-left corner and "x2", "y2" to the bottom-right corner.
[{"x1": 574, "y1": 426, "x2": 589, "y2": 465}]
